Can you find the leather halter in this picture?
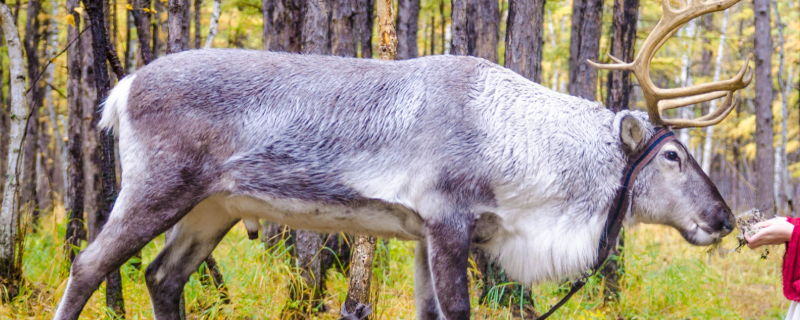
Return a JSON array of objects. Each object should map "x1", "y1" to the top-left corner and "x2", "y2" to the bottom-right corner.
[{"x1": 536, "y1": 128, "x2": 676, "y2": 320}]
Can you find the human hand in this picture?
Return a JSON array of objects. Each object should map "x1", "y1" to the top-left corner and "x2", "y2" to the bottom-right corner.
[{"x1": 746, "y1": 217, "x2": 795, "y2": 249}]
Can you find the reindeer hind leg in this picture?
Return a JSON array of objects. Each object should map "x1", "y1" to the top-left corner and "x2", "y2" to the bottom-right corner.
[{"x1": 145, "y1": 197, "x2": 238, "y2": 320}]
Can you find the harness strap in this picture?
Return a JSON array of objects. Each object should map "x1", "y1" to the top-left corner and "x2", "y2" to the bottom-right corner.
[{"x1": 535, "y1": 128, "x2": 676, "y2": 320}]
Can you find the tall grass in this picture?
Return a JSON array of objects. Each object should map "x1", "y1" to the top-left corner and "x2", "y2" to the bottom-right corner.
[{"x1": 0, "y1": 206, "x2": 789, "y2": 319}]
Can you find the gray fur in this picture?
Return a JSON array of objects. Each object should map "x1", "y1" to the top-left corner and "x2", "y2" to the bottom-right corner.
[{"x1": 55, "y1": 49, "x2": 734, "y2": 320}]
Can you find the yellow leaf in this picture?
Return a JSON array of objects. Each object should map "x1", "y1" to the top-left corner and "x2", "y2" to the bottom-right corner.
[
  {"x1": 74, "y1": 7, "x2": 84, "y2": 14},
  {"x1": 66, "y1": 14, "x2": 75, "y2": 28},
  {"x1": 126, "y1": 4, "x2": 133, "y2": 10}
]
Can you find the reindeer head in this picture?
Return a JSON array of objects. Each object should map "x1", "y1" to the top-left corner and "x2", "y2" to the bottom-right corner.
[{"x1": 594, "y1": 0, "x2": 752, "y2": 245}]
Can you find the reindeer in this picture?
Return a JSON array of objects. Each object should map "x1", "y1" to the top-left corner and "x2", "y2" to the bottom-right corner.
[{"x1": 54, "y1": 0, "x2": 751, "y2": 318}]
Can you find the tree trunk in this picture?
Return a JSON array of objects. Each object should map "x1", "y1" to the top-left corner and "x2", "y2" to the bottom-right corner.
[
  {"x1": 675, "y1": 20, "x2": 698, "y2": 148},
  {"x1": 605, "y1": 0, "x2": 638, "y2": 112},
  {"x1": 342, "y1": 4, "x2": 394, "y2": 318},
  {"x1": 44, "y1": 0, "x2": 67, "y2": 205},
  {"x1": 66, "y1": 0, "x2": 86, "y2": 263},
  {"x1": 153, "y1": 0, "x2": 162, "y2": 58},
  {"x1": 466, "y1": 0, "x2": 498, "y2": 63},
  {"x1": 701, "y1": 9, "x2": 730, "y2": 175},
  {"x1": 81, "y1": 0, "x2": 126, "y2": 315},
  {"x1": 753, "y1": 0, "x2": 775, "y2": 217},
  {"x1": 396, "y1": 0, "x2": 418, "y2": 60},
  {"x1": 125, "y1": 10, "x2": 137, "y2": 72},
  {"x1": 0, "y1": 1, "x2": 27, "y2": 297},
  {"x1": 504, "y1": 0, "x2": 544, "y2": 82},
  {"x1": 194, "y1": 0, "x2": 201, "y2": 49},
  {"x1": 204, "y1": 0, "x2": 221, "y2": 48},
  {"x1": 772, "y1": 0, "x2": 793, "y2": 215},
  {"x1": 568, "y1": 0, "x2": 603, "y2": 100},
  {"x1": 168, "y1": 0, "x2": 189, "y2": 53},
  {"x1": 450, "y1": 0, "x2": 467, "y2": 55},
  {"x1": 22, "y1": 0, "x2": 42, "y2": 221},
  {"x1": 131, "y1": 0, "x2": 153, "y2": 64},
  {"x1": 600, "y1": 0, "x2": 638, "y2": 302},
  {"x1": 81, "y1": 12, "x2": 100, "y2": 244},
  {"x1": 332, "y1": 0, "x2": 357, "y2": 57},
  {"x1": 288, "y1": 1, "x2": 332, "y2": 313},
  {"x1": 0, "y1": 34, "x2": 8, "y2": 207},
  {"x1": 356, "y1": 0, "x2": 373, "y2": 58}
]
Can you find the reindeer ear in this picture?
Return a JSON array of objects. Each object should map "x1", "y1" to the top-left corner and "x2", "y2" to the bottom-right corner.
[{"x1": 619, "y1": 115, "x2": 645, "y2": 153}]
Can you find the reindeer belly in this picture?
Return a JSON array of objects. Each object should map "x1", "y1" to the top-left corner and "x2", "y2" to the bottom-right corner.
[{"x1": 204, "y1": 194, "x2": 425, "y2": 240}]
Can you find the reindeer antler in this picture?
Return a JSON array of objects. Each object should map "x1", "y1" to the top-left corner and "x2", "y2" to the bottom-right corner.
[{"x1": 589, "y1": 0, "x2": 752, "y2": 128}]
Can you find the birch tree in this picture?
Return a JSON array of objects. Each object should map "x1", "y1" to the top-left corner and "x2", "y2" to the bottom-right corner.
[
  {"x1": 204, "y1": 0, "x2": 221, "y2": 48},
  {"x1": 0, "y1": 0, "x2": 28, "y2": 296},
  {"x1": 701, "y1": 9, "x2": 730, "y2": 174},
  {"x1": 676, "y1": 20, "x2": 697, "y2": 148}
]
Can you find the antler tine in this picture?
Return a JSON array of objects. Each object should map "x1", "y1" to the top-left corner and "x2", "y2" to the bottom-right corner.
[
  {"x1": 657, "y1": 91, "x2": 729, "y2": 112},
  {"x1": 652, "y1": 57, "x2": 752, "y2": 99},
  {"x1": 663, "y1": 93, "x2": 738, "y2": 128},
  {"x1": 586, "y1": 53, "x2": 633, "y2": 71}
]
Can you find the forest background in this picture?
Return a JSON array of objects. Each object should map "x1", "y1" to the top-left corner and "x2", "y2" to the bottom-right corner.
[{"x1": 0, "y1": 0, "x2": 794, "y2": 318}]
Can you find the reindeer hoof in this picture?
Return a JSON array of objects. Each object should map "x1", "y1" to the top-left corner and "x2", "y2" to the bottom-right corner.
[{"x1": 339, "y1": 303, "x2": 372, "y2": 320}]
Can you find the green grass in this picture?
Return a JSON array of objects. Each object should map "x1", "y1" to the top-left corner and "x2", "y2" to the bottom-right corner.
[{"x1": 0, "y1": 207, "x2": 790, "y2": 319}]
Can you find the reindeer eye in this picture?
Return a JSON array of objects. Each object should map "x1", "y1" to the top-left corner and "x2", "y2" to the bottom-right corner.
[{"x1": 665, "y1": 151, "x2": 679, "y2": 161}]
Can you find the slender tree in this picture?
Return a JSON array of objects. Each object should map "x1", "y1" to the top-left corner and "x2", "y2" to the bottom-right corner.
[
  {"x1": 66, "y1": 0, "x2": 86, "y2": 263},
  {"x1": 343, "y1": 1, "x2": 394, "y2": 319},
  {"x1": 81, "y1": 0, "x2": 126, "y2": 315},
  {"x1": 332, "y1": 0, "x2": 358, "y2": 57},
  {"x1": 568, "y1": 0, "x2": 604, "y2": 100},
  {"x1": 131, "y1": 0, "x2": 153, "y2": 64},
  {"x1": 356, "y1": 0, "x2": 373, "y2": 58},
  {"x1": 205, "y1": 0, "x2": 221, "y2": 48},
  {"x1": 600, "y1": 0, "x2": 638, "y2": 301},
  {"x1": 772, "y1": 0, "x2": 793, "y2": 215},
  {"x1": 22, "y1": 0, "x2": 42, "y2": 220},
  {"x1": 396, "y1": 0, "x2": 419, "y2": 59},
  {"x1": 504, "y1": 0, "x2": 545, "y2": 81},
  {"x1": 467, "y1": 0, "x2": 499, "y2": 63},
  {"x1": 701, "y1": 10, "x2": 730, "y2": 174},
  {"x1": 169, "y1": 0, "x2": 189, "y2": 53},
  {"x1": 291, "y1": 0, "x2": 331, "y2": 313},
  {"x1": 0, "y1": 0, "x2": 27, "y2": 298},
  {"x1": 753, "y1": 0, "x2": 775, "y2": 217},
  {"x1": 450, "y1": 0, "x2": 467, "y2": 55},
  {"x1": 194, "y1": 0, "x2": 201, "y2": 48}
]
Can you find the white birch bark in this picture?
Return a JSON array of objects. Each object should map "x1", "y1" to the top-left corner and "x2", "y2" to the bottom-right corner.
[
  {"x1": 0, "y1": 2, "x2": 28, "y2": 265},
  {"x1": 701, "y1": 9, "x2": 730, "y2": 174},
  {"x1": 677, "y1": 19, "x2": 697, "y2": 149},
  {"x1": 772, "y1": 0, "x2": 792, "y2": 215},
  {"x1": 204, "y1": 0, "x2": 222, "y2": 49}
]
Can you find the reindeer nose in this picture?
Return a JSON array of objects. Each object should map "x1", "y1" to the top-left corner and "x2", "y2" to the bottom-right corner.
[{"x1": 722, "y1": 217, "x2": 733, "y2": 232}]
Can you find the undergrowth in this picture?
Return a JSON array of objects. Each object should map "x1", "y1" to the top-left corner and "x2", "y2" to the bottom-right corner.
[{"x1": 0, "y1": 206, "x2": 789, "y2": 319}]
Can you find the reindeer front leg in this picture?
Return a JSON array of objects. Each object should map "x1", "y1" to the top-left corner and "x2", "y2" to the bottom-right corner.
[{"x1": 420, "y1": 213, "x2": 474, "y2": 320}]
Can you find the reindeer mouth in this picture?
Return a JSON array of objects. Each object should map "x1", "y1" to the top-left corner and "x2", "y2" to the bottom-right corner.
[{"x1": 680, "y1": 222, "x2": 720, "y2": 246}]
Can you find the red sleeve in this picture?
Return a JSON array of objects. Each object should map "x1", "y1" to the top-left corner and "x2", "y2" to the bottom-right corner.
[{"x1": 783, "y1": 217, "x2": 800, "y2": 301}]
